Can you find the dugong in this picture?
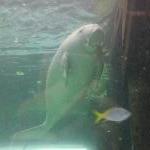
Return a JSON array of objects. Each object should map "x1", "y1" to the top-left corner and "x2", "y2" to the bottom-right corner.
[{"x1": 12, "y1": 24, "x2": 105, "y2": 142}]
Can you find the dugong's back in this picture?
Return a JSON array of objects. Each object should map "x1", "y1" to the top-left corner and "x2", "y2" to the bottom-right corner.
[
  {"x1": 45, "y1": 24, "x2": 104, "y2": 129},
  {"x1": 10, "y1": 24, "x2": 104, "y2": 144},
  {"x1": 46, "y1": 24, "x2": 104, "y2": 86}
]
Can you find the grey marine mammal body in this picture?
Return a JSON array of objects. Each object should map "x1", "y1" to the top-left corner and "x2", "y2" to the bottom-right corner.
[{"x1": 12, "y1": 24, "x2": 105, "y2": 142}]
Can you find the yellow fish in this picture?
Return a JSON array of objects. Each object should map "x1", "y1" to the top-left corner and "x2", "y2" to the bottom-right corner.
[{"x1": 93, "y1": 107, "x2": 131, "y2": 124}]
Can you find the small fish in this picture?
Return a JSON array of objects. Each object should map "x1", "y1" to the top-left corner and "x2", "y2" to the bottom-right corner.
[
  {"x1": 16, "y1": 71, "x2": 24, "y2": 76},
  {"x1": 93, "y1": 107, "x2": 131, "y2": 124}
]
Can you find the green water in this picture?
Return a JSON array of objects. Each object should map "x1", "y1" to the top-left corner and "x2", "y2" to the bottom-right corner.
[{"x1": 0, "y1": 0, "x2": 132, "y2": 150}]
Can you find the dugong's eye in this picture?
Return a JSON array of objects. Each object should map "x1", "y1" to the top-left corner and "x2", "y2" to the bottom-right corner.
[{"x1": 78, "y1": 28, "x2": 84, "y2": 33}]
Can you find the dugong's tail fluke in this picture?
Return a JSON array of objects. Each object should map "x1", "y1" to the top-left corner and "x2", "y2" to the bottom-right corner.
[{"x1": 11, "y1": 123, "x2": 48, "y2": 143}]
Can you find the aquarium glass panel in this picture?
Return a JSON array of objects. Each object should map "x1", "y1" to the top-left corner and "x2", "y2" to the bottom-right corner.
[{"x1": 0, "y1": 0, "x2": 140, "y2": 150}]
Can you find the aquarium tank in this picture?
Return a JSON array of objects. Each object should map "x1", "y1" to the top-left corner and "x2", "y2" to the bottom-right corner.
[{"x1": 0, "y1": 0, "x2": 150, "y2": 150}]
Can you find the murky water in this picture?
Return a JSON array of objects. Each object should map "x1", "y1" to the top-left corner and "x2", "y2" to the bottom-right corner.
[
  {"x1": 0, "y1": 0, "x2": 101, "y2": 55},
  {"x1": 0, "y1": 0, "x2": 102, "y2": 141},
  {"x1": 0, "y1": 0, "x2": 131, "y2": 150}
]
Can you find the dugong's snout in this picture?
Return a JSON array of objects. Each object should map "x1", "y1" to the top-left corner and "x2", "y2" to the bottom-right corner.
[
  {"x1": 83, "y1": 24, "x2": 105, "y2": 56},
  {"x1": 88, "y1": 28, "x2": 106, "y2": 60},
  {"x1": 89, "y1": 28, "x2": 105, "y2": 49}
]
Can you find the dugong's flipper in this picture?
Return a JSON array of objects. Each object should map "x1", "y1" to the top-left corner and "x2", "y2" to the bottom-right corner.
[{"x1": 62, "y1": 52, "x2": 70, "y2": 85}]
